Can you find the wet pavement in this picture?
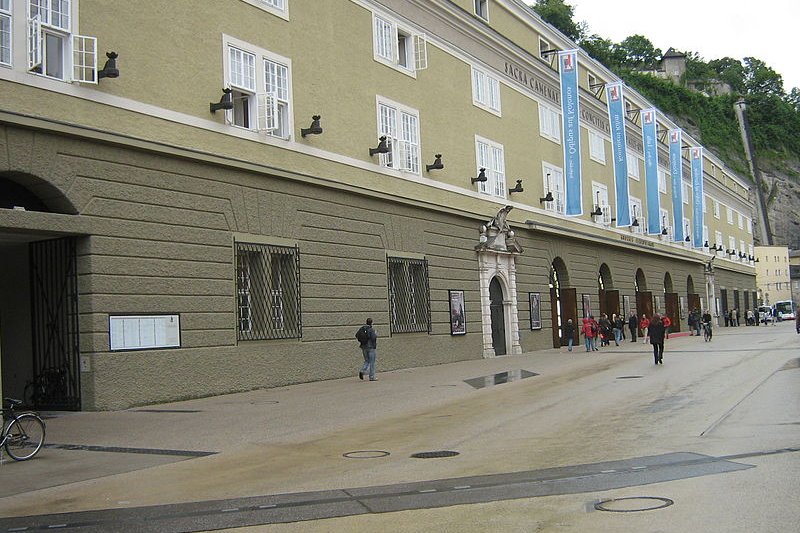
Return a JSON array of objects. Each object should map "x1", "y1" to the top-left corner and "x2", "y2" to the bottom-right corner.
[{"x1": 0, "y1": 322, "x2": 798, "y2": 532}]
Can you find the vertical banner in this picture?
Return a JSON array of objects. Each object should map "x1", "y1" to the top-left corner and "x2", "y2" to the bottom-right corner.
[
  {"x1": 641, "y1": 108, "x2": 660, "y2": 234},
  {"x1": 691, "y1": 147, "x2": 704, "y2": 248},
  {"x1": 606, "y1": 82, "x2": 631, "y2": 226},
  {"x1": 669, "y1": 129, "x2": 685, "y2": 242},
  {"x1": 559, "y1": 50, "x2": 582, "y2": 216}
]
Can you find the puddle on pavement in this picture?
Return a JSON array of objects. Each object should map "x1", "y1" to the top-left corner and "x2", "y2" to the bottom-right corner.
[{"x1": 464, "y1": 369, "x2": 539, "y2": 389}]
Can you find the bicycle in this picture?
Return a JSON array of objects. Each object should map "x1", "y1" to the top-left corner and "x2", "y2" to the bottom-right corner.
[
  {"x1": 1, "y1": 398, "x2": 46, "y2": 461},
  {"x1": 703, "y1": 322, "x2": 713, "y2": 342}
]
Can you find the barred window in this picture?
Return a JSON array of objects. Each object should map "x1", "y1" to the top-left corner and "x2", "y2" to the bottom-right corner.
[
  {"x1": 236, "y1": 242, "x2": 301, "y2": 340},
  {"x1": 387, "y1": 256, "x2": 431, "y2": 334}
]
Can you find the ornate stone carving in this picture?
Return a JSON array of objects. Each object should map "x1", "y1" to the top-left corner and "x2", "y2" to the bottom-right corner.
[{"x1": 476, "y1": 205, "x2": 522, "y2": 253}]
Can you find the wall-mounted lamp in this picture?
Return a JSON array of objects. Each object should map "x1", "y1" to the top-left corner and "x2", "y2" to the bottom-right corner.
[
  {"x1": 631, "y1": 205, "x2": 639, "y2": 227},
  {"x1": 97, "y1": 51, "x2": 119, "y2": 79},
  {"x1": 426, "y1": 154, "x2": 444, "y2": 172},
  {"x1": 661, "y1": 215, "x2": 668, "y2": 235},
  {"x1": 685, "y1": 235, "x2": 691, "y2": 242},
  {"x1": 591, "y1": 191, "x2": 602, "y2": 216},
  {"x1": 703, "y1": 241, "x2": 710, "y2": 249},
  {"x1": 300, "y1": 115, "x2": 323, "y2": 137},
  {"x1": 509, "y1": 179, "x2": 524, "y2": 194},
  {"x1": 716, "y1": 244, "x2": 724, "y2": 252},
  {"x1": 369, "y1": 136, "x2": 390, "y2": 156},
  {"x1": 755, "y1": 257, "x2": 760, "y2": 262},
  {"x1": 471, "y1": 168, "x2": 487, "y2": 184},
  {"x1": 210, "y1": 88, "x2": 233, "y2": 113},
  {"x1": 539, "y1": 191, "x2": 553, "y2": 203}
]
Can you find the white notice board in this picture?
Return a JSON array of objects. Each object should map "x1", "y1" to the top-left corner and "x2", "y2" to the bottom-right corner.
[{"x1": 109, "y1": 315, "x2": 181, "y2": 351}]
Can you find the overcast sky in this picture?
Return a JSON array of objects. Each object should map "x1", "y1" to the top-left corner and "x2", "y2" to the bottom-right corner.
[{"x1": 571, "y1": 0, "x2": 799, "y2": 93}]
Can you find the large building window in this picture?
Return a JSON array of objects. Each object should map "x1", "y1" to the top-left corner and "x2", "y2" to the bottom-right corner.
[
  {"x1": 372, "y1": 13, "x2": 427, "y2": 74},
  {"x1": 627, "y1": 151, "x2": 640, "y2": 180},
  {"x1": 543, "y1": 163, "x2": 565, "y2": 214},
  {"x1": 476, "y1": 136, "x2": 505, "y2": 198},
  {"x1": 224, "y1": 38, "x2": 292, "y2": 139},
  {"x1": 474, "y1": 0, "x2": 488, "y2": 20},
  {"x1": 25, "y1": 0, "x2": 100, "y2": 83},
  {"x1": 588, "y1": 130, "x2": 605, "y2": 164},
  {"x1": 539, "y1": 104, "x2": 560, "y2": 143},
  {"x1": 377, "y1": 97, "x2": 420, "y2": 173},
  {"x1": 472, "y1": 66, "x2": 501, "y2": 115},
  {"x1": 236, "y1": 242, "x2": 301, "y2": 341},
  {"x1": 387, "y1": 256, "x2": 430, "y2": 334},
  {"x1": 0, "y1": 0, "x2": 11, "y2": 66}
]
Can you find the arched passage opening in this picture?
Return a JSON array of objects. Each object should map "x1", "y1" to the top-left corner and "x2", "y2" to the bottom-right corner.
[
  {"x1": 1, "y1": 174, "x2": 81, "y2": 410},
  {"x1": 634, "y1": 268, "x2": 653, "y2": 322},
  {"x1": 663, "y1": 272, "x2": 680, "y2": 332},
  {"x1": 687, "y1": 274, "x2": 701, "y2": 325},
  {"x1": 598, "y1": 263, "x2": 619, "y2": 318},
  {"x1": 489, "y1": 277, "x2": 506, "y2": 356},
  {"x1": 549, "y1": 258, "x2": 577, "y2": 348}
]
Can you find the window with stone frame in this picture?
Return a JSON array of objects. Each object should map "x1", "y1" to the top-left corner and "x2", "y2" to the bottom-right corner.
[{"x1": 387, "y1": 256, "x2": 431, "y2": 334}]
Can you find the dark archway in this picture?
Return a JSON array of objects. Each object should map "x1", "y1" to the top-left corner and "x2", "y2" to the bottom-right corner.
[
  {"x1": 598, "y1": 263, "x2": 619, "y2": 318},
  {"x1": 0, "y1": 172, "x2": 78, "y2": 214},
  {"x1": 663, "y1": 272, "x2": 680, "y2": 332},
  {"x1": 635, "y1": 268, "x2": 652, "y2": 321},
  {"x1": 687, "y1": 275, "x2": 700, "y2": 321},
  {"x1": 549, "y1": 257, "x2": 577, "y2": 348},
  {"x1": 489, "y1": 277, "x2": 506, "y2": 356}
]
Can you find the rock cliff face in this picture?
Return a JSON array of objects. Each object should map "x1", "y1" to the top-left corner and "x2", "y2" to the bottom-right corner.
[{"x1": 762, "y1": 162, "x2": 800, "y2": 248}]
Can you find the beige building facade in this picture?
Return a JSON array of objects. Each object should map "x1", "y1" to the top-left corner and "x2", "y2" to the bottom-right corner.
[
  {"x1": 754, "y1": 246, "x2": 792, "y2": 305},
  {"x1": 0, "y1": 0, "x2": 757, "y2": 410}
]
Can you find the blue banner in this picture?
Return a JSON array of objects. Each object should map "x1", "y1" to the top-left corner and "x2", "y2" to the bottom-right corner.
[
  {"x1": 641, "y1": 109, "x2": 660, "y2": 234},
  {"x1": 606, "y1": 82, "x2": 630, "y2": 226},
  {"x1": 559, "y1": 50, "x2": 582, "y2": 216},
  {"x1": 669, "y1": 129, "x2": 685, "y2": 242},
  {"x1": 690, "y1": 147, "x2": 704, "y2": 248}
]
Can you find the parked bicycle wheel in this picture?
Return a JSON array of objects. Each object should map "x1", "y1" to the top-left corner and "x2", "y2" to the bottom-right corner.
[{"x1": 4, "y1": 413, "x2": 46, "y2": 460}]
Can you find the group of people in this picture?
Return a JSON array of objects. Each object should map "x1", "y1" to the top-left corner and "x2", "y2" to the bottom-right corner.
[
  {"x1": 687, "y1": 308, "x2": 714, "y2": 339},
  {"x1": 570, "y1": 311, "x2": 676, "y2": 365}
]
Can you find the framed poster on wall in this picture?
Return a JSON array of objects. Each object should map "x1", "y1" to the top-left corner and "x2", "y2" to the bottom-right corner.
[
  {"x1": 449, "y1": 289, "x2": 466, "y2": 335},
  {"x1": 582, "y1": 293, "x2": 592, "y2": 318},
  {"x1": 529, "y1": 292, "x2": 542, "y2": 330},
  {"x1": 623, "y1": 295, "x2": 631, "y2": 318}
]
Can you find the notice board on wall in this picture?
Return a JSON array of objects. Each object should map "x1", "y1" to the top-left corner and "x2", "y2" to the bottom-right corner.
[{"x1": 109, "y1": 314, "x2": 181, "y2": 351}]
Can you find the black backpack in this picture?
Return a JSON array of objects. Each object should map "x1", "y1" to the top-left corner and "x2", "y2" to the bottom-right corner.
[{"x1": 355, "y1": 325, "x2": 370, "y2": 344}]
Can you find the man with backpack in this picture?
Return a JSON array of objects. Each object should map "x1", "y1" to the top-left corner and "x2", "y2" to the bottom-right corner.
[{"x1": 356, "y1": 317, "x2": 378, "y2": 381}]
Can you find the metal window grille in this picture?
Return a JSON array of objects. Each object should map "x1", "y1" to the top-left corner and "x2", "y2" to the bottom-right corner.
[
  {"x1": 236, "y1": 242, "x2": 301, "y2": 341},
  {"x1": 387, "y1": 257, "x2": 431, "y2": 334}
]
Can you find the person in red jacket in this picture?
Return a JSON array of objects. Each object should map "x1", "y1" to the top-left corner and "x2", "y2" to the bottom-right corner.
[
  {"x1": 582, "y1": 316, "x2": 599, "y2": 352},
  {"x1": 639, "y1": 314, "x2": 650, "y2": 344},
  {"x1": 662, "y1": 314, "x2": 671, "y2": 338}
]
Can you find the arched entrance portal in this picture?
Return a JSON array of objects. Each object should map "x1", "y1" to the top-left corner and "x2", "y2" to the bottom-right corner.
[
  {"x1": 635, "y1": 268, "x2": 653, "y2": 321},
  {"x1": 489, "y1": 277, "x2": 506, "y2": 355},
  {"x1": 687, "y1": 274, "x2": 701, "y2": 319},
  {"x1": 598, "y1": 263, "x2": 619, "y2": 318},
  {"x1": 663, "y1": 272, "x2": 680, "y2": 332},
  {"x1": 549, "y1": 258, "x2": 577, "y2": 348},
  {"x1": 0, "y1": 174, "x2": 82, "y2": 410}
]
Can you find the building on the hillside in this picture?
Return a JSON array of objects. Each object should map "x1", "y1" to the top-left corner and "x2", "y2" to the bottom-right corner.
[
  {"x1": 787, "y1": 249, "x2": 800, "y2": 307},
  {"x1": 754, "y1": 246, "x2": 791, "y2": 305},
  {"x1": 0, "y1": 0, "x2": 757, "y2": 410}
]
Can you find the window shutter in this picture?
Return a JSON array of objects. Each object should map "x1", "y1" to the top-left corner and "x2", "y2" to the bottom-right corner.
[
  {"x1": 27, "y1": 15, "x2": 42, "y2": 71},
  {"x1": 602, "y1": 205, "x2": 612, "y2": 225},
  {"x1": 256, "y1": 92, "x2": 278, "y2": 132},
  {"x1": 395, "y1": 140, "x2": 411, "y2": 171},
  {"x1": 72, "y1": 34, "x2": 97, "y2": 83},
  {"x1": 413, "y1": 34, "x2": 427, "y2": 70}
]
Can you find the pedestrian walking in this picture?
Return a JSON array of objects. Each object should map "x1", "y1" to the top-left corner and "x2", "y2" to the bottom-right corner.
[
  {"x1": 599, "y1": 314, "x2": 612, "y2": 347},
  {"x1": 639, "y1": 314, "x2": 650, "y2": 344},
  {"x1": 355, "y1": 317, "x2": 378, "y2": 381},
  {"x1": 662, "y1": 314, "x2": 671, "y2": 339},
  {"x1": 649, "y1": 314, "x2": 666, "y2": 365},
  {"x1": 628, "y1": 311, "x2": 638, "y2": 342},
  {"x1": 563, "y1": 319, "x2": 576, "y2": 351},
  {"x1": 795, "y1": 311, "x2": 800, "y2": 334}
]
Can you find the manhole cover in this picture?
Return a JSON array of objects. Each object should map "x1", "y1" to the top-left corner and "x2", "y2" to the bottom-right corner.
[
  {"x1": 595, "y1": 496, "x2": 674, "y2": 512},
  {"x1": 342, "y1": 450, "x2": 390, "y2": 459},
  {"x1": 411, "y1": 450, "x2": 460, "y2": 459}
]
